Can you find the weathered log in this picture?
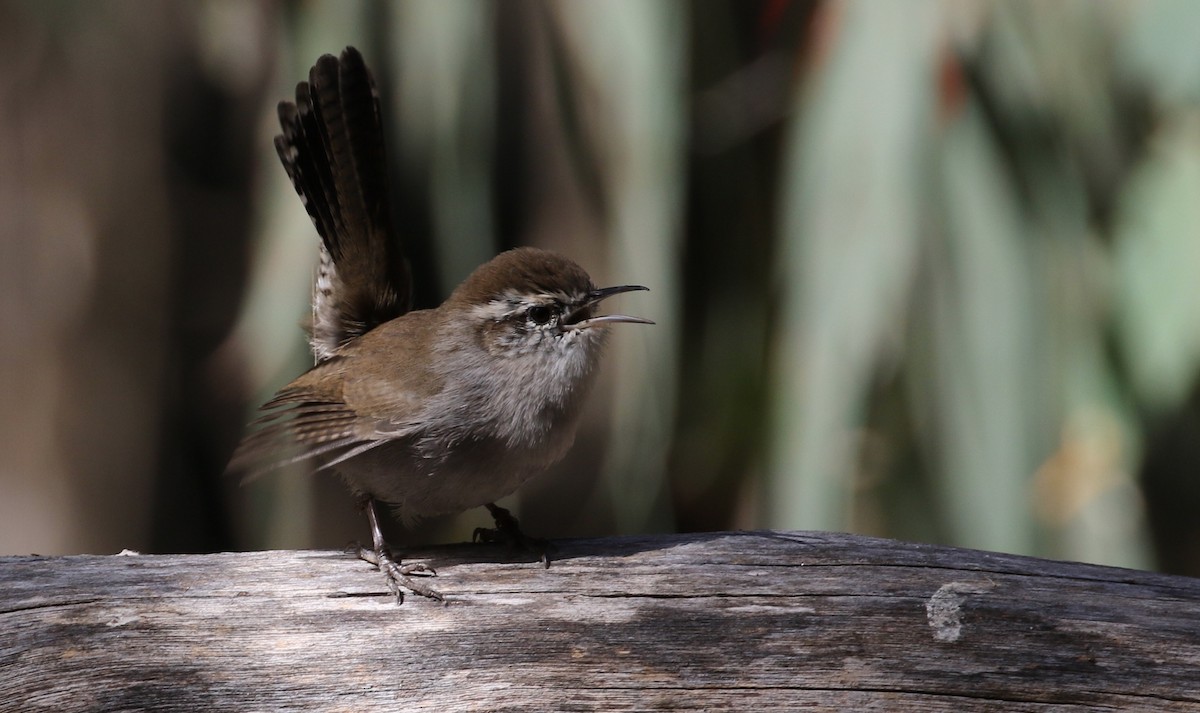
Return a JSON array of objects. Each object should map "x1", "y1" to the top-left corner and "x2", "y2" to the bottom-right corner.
[{"x1": 2, "y1": 531, "x2": 1199, "y2": 711}]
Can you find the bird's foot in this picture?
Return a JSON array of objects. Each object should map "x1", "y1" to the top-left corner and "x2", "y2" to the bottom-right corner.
[
  {"x1": 354, "y1": 543, "x2": 442, "y2": 603},
  {"x1": 473, "y1": 502, "x2": 555, "y2": 568}
]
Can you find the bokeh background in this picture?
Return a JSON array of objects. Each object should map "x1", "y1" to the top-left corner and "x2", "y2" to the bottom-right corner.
[{"x1": 3, "y1": 0, "x2": 1200, "y2": 577}]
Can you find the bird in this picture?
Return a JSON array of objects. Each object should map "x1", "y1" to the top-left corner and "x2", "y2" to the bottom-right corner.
[{"x1": 228, "y1": 46, "x2": 652, "y2": 602}]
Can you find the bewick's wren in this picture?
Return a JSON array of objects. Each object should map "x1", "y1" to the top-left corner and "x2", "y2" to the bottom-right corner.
[{"x1": 229, "y1": 47, "x2": 651, "y2": 602}]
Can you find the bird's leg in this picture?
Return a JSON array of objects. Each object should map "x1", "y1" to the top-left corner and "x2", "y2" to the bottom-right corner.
[
  {"x1": 355, "y1": 497, "x2": 442, "y2": 603},
  {"x1": 473, "y1": 502, "x2": 554, "y2": 568}
]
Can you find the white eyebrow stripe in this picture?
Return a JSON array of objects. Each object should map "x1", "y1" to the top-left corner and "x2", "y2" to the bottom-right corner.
[
  {"x1": 469, "y1": 301, "x2": 516, "y2": 322},
  {"x1": 470, "y1": 291, "x2": 579, "y2": 322}
]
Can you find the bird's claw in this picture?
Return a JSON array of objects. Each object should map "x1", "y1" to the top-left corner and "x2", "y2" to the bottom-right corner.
[
  {"x1": 474, "y1": 503, "x2": 555, "y2": 568},
  {"x1": 354, "y1": 543, "x2": 442, "y2": 603}
]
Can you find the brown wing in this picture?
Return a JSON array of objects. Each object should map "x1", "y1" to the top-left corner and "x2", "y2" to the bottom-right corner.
[
  {"x1": 227, "y1": 314, "x2": 442, "y2": 480},
  {"x1": 226, "y1": 384, "x2": 371, "y2": 482},
  {"x1": 275, "y1": 46, "x2": 411, "y2": 362}
]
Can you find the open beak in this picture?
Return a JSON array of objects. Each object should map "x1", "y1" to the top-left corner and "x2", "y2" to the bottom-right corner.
[{"x1": 566, "y1": 285, "x2": 655, "y2": 330}]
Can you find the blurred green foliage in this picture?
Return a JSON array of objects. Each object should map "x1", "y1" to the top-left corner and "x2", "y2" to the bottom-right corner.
[{"x1": 766, "y1": 0, "x2": 1200, "y2": 571}]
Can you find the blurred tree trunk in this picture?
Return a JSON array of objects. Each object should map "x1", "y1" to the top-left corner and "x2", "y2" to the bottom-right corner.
[{"x1": 0, "y1": 1, "x2": 272, "y2": 554}]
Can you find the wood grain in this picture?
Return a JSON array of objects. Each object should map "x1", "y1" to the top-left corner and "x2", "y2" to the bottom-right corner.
[{"x1": 3, "y1": 531, "x2": 1199, "y2": 712}]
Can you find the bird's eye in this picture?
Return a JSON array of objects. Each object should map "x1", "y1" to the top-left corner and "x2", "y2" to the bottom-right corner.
[{"x1": 527, "y1": 305, "x2": 553, "y2": 325}]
